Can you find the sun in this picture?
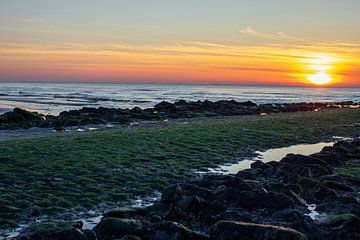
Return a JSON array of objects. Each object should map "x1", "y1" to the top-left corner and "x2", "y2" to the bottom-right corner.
[
  {"x1": 306, "y1": 72, "x2": 332, "y2": 85},
  {"x1": 298, "y1": 53, "x2": 342, "y2": 86}
]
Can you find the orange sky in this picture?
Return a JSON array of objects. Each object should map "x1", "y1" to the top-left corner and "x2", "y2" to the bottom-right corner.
[
  {"x1": 0, "y1": 1, "x2": 360, "y2": 86},
  {"x1": 0, "y1": 41, "x2": 359, "y2": 86}
]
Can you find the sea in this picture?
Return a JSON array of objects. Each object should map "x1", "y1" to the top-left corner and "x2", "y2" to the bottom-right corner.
[{"x1": 0, "y1": 82, "x2": 359, "y2": 115}]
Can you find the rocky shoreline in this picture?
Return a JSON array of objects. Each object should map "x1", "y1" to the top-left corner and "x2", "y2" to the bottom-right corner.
[
  {"x1": 1, "y1": 100, "x2": 359, "y2": 130},
  {"x1": 17, "y1": 138, "x2": 360, "y2": 240}
]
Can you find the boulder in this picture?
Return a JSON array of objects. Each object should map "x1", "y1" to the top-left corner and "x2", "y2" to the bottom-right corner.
[
  {"x1": 93, "y1": 218, "x2": 143, "y2": 240},
  {"x1": 154, "y1": 101, "x2": 177, "y2": 112},
  {"x1": 210, "y1": 221, "x2": 308, "y2": 240},
  {"x1": 19, "y1": 222, "x2": 88, "y2": 240},
  {"x1": 237, "y1": 190, "x2": 295, "y2": 210},
  {"x1": 3, "y1": 111, "x2": 25, "y2": 123},
  {"x1": 119, "y1": 235, "x2": 141, "y2": 240},
  {"x1": 13, "y1": 108, "x2": 43, "y2": 122},
  {"x1": 145, "y1": 221, "x2": 209, "y2": 240}
]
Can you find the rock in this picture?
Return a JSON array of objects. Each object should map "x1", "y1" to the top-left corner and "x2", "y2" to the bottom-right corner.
[
  {"x1": 130, "y1": 107, "x2": 142, "y2": 114},
  {"x1": 145, "y1": 221, "x2": 209, "y2": 240},
  {"x1": 312, "y1": 185, "x2": 338, "y2": 202},
  {"x1": 3, "y1": 111, "x2": 25, "y2": 123},
  {"x1": 224, "y1": 177, "x2": 252, "y2": 191},
  {"x1": 119, "y1": 235, "x2": 141, "y2": 240},
  {"x1": 237, "y1": 190, "x2": 295, "y2": 211},
  {"x1": 103, "y1": 208, "x2": 139, "y2": 219},
  {"x1": 19, "y1": 222, "x2": 88, "y2": 240},
  {"x1": 210, "y1": 221, "x2": 308, "y2": 240},
  {"x1": 238, "y1": 101, "x2": 257, "y2": 107},
  {"x1": 326, "y1": 213, "x2": 360, "y2": 239},
  {"x1": 83, "y1": 229, "x2": 98, "y2": 240},
  {"x1": 93, "y1": 218, "x2": 143, "y2": 240},
  {"x1": 250, "y1": 161, "x2": 269, "y2": 169},
  {"x1": 0, "y1": 219, "x2": 17, "y2": 229},
  {"x1": 155, "y1": 101, "x2": 177, "y2": 112},
  {"x1": 13, "y1": 108, "x2": 43, "y2": 122},
  {"x1": 322, "y1": 180, "x2": 353, "y2": 192},
  {"x1": 161, "y1": 185, "x2": 183, "y2": 204}
]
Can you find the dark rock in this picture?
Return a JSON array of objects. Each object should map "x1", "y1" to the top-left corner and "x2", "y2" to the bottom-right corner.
[
  {"x1": 210, "y1": 221, "x2": 308, "y2": 240},
  {"x1": 322, "y1": 180, "x2": 354, "y2": 192},
  {"x1": 326, "y1": 213, "x2": 360, "y2": 239},
  {"x1": 93, "y1": 218, "x2": 143, "y2": 240},
  {"x1": 119, "y1": 235, "x2": 141, "y2": 240},
  {"x1": 3, "y1": 111, "x2": 25, "y2": 123},
  {"x1": 155, "y1": 101, "x2": 177, "y2": 112},
  {"x1": 103, "y1": 208, "x2": 140, "y2": 219},
  {"x1": 313, "y1": 185, "x2": 338, "y2": 202},
  {"x1": 130, "y1": 107, "x2": 142, "y2": 114},
  {"x1": 19, "y1": 222, "x2": 88, "y2": 240},
  {"x1": 250, "y1": 161, "x2": 269, "y2": 169},
  {"x1": 237, "y1": 190, "x2": 295, "y2": 210},
  {"x1": 13, "y1": 108, "x2": 43, "y2": 122},
  {"x1": 238, "y1": 101, "x2": 257, "y2": 107},
  {"x1": 161, "y1": 185, "x2": 183, "y2": 204},
  {"x1": 83, "y1": 229, "x2": 98, "y2": 240},
  {"x1": 145, "y1": 221, "x2": 209, "y2": 240}
]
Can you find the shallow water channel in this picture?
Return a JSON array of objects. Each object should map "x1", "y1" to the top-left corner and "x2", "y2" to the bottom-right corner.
[{"x1": 203, "y1": 141, "x2": 334, "y2": 174}]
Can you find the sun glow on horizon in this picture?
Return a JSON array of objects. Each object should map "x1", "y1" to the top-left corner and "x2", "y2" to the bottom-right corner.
[
  {"x1": 298, "y1": 53, "x2": 343, "y2": 86},
  {"x1": 306, "y1": 72, "x2": 332, "y2": 85}
]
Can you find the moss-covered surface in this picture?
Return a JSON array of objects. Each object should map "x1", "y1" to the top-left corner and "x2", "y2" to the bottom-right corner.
[
  {"x1": 327, "y1": 213, "x2": 358, "y2": 225},
  {"x1": 338, "y1": 160, "x2": 360, "y2": 180},
  {"x1": 0, "y1": 109, "x2": 360, "y2": 226}
]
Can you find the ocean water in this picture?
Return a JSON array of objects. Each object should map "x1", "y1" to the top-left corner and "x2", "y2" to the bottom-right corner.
[{"x1": 0, "y1": 82, "x2": 359, "y2": 115}]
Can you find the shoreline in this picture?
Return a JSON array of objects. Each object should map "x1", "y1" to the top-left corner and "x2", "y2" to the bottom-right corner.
[
  {"x1": 0, "y1": 107, "x2": 359, "y2": 142},
  {"x1": 0, "y1": 100, "x2": 359, "y2": 131}
]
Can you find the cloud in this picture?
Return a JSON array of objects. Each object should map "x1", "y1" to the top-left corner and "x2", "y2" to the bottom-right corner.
[
  {"x1": 239, "y1": 27, "x2": 308, "y2": 43},
  {"x1": 239, "y1": 27, "x2": 257, "y2": 34}
]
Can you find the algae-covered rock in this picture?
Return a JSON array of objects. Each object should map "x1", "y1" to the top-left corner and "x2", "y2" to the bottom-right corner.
[
  {"x1": 19, "y1": 221, "x2": 88, "y2": 240},
  {"x1": 93, "y1": 218, "x2": 143, "y2": 240},
  {"x1": 145, "y1": 221, "x2": 209, "y2": 240},
  {"x1": 210, "y1": 221, "x2": 308, "y2": 240}
]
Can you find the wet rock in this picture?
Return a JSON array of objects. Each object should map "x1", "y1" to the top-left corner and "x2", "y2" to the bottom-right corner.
[
  {"x1": 322, "y1": 180, "x2": 354, "y2": 192},
  {"x1": 0, "y1": 219, "x2": 17, "y2": 229},
  {"x1": 103, "y1": 208, "x2": 141, "y2": 219},
  {"x1": 237, "y1": 190, "x2": 295, "y2": 211},
  {"x1": 250, "y1": 160, "x2": 269, "y2": 169},
  {"x1": 312, "y1": 185, "x2": 338, "y2": 202},
  {"x1": 83, "y1": 229, "x2": 98, "y2": 240},
  {"x1": 210, "y1": 221, "x2": 308, "y2": 240},
  {"x1": 119, "y1": 235, "x2": 141, "y2": 240},
  {"x1": 154, "y1": 101, "x2": 177, "y2": 112},
  {"x1": 3, "y1": 111, "x2": 25, "y2": 123},
  {"x1": 93, "y1": 218, "x2": 143, "y2": 240},
  {"x1": 161, "y1": 185, "x2": 183, "y2": 204},
  {"x1": 145, "y1": 221, "x2": 209, "y2": 240},
  {"x1": 326, "y1": 213, "x2": 360, "y2": 239},
  {"x1": 224, "y1": 177, "x2": 252, "y2": 191},
  {"x1": 19, "y1": 222, "x2": 88, "y2": 240},
  {"x1": 13, "y1": 108, "x2": 43, "y2": 122}
]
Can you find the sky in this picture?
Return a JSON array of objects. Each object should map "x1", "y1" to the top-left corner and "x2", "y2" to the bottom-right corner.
[{"x1": 0, "y1": 0, "x2": 359, "y2": 86}]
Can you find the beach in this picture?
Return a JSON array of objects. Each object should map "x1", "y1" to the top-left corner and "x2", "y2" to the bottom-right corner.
[{"x1": 1, "y1": 107, "x2": 360, "y2": 239}]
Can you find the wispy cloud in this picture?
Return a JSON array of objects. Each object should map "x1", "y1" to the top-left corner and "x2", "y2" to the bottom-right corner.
[{"x1": 240, "y1": 27, "x2": 309, "y2": 43}]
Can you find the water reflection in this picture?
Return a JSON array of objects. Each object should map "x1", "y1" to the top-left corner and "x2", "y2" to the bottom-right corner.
[{"x1": 205, "y1": 142, "x2": 335, "y2": 174}]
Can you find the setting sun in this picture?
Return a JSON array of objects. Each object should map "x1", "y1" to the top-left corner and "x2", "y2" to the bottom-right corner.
[
  {"x1": 298, "y1": 53, "x2": 343, "y2": 86},
  {"x1": 306, "y1": 72, "x2": 333, "y2": 85}
]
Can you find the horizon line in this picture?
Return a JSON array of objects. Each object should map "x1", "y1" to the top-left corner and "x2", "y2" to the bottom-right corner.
[{"x1": 0, "y1": 80, "x2": 359, "y2": 88}]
